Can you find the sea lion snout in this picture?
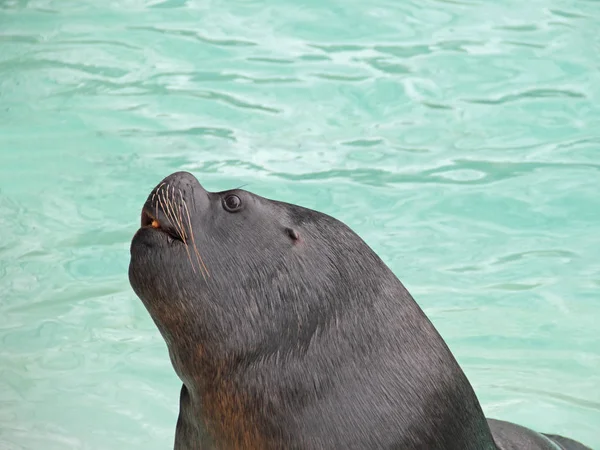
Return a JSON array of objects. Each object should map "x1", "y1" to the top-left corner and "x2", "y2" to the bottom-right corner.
[
  {"x1": 143, "y1": 171, "x2": 210, "y2": 221},
  {"x1": 157, "y1": 171, "x2": 202, "y2": 189},
  {"x1": 147, "y1": 171, "x2": 206, "y2": 204}
]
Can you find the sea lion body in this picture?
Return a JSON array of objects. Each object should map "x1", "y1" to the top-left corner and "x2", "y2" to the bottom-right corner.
[{"x1": 128, "y1": 171, "x2": 590, "y2": 450}]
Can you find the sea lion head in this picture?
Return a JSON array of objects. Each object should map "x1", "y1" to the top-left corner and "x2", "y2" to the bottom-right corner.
[{"x1": 128, "y1": 171, "x2": 388, "y2": 367}]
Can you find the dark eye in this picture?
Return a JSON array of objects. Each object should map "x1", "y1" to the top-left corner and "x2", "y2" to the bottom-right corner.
[{"x1": 223, "y1": 194, "x2": 242, "y2": 212}]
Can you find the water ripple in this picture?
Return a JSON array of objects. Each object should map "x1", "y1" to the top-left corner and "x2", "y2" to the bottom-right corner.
[
  {"x1": 129, "y1": 25, "x2": 258, "y2": 48},
  {"x1": 0, "y1": 57, "x2": 129, "y2": 79},
  {"x1": 118, "y1": 126, "x2": 236, "y2": 141},
  {"x1": 465, "y1": 88, "x2": 586, "y2": 105},
  {"x1": 497, "y1": 386, "x2": 600, "y2": 412}
]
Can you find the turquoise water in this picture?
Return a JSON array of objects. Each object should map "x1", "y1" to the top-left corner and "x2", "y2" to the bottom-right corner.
[{"x1": 1, "y1": 0, "x2": 599, "y2": 448}]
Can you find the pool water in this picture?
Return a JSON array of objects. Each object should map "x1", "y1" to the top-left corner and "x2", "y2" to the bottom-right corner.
[{"x1": 1, "y1": 0, "x2": 599, "y2": 448}]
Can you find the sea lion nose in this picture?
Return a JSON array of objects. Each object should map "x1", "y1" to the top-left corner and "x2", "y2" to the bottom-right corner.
[
  {"x1": 159, "y1": 171, "x2": 204, "y2": 194},
  {"x1": 153, "y1": 172, "x2": 207, "y2": 201},
  {"x1": 144, "y1": 171, "x2": 209, "y2": 220}
]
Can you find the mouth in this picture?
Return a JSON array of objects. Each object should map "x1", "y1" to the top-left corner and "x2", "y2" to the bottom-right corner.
[
  {"x1": 142, "y1": 208, "x2": 162, "y2": 229},
  {"x1": 141, "y1": 208, "x2": 182, "y2": 243}
]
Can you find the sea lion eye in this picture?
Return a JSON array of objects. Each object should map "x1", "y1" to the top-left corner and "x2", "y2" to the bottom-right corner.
[{"x1": 223, "y1": 194, "x2": 242, "y2": 212}]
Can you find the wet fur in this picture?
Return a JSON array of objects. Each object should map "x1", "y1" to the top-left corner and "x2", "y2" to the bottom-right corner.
[{"x1": 129, "y1": 172, "x2": 590, "y2": 450}]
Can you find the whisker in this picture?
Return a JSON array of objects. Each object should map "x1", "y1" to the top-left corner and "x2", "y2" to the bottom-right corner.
[
  {"x1": 157, "y1": 187, "x2": 179, "y2": 238},
  {"x1": 181, "y1": 194, "x2": 209, "y2": 280},
  {"x1": 161, "y1": 186, "x2": 183, "y2": 238},
  {"x1": 165, "y1": 191, "x2": 194, "y2": 266},
  {"x1": 175, "y1": 189, "x2": 188, "y2": 241},
  {"x1": 158, "y1": 190, "x2": 172, "y2": 220},
  {"x1": 167, "y1": 186, "x2": 197, "y2": 274},
  {"x1": 172, "y1": 201, "x2": 197, "y2": 274},
  {"x1": 158, "y1": 187, "x2": 197, "y2": 274},
  {"x1": 173, "y1": 189, "x2": 192, "y2": 239},
  {"x1": 156, "y1": 190, "x2": 167, "y2": 224},
  {"x1": 159, "y1": 193, "x2": 177, "y2": 234},
  {"x1": 175, "y1": 224, "x2": 196, "y2": 274},
  {"x1": 169, "y1": 185, "x2": 187, "y2": 240},
  {"x1": 152, "y1": 182, "x2": 167, "y2": 210}
]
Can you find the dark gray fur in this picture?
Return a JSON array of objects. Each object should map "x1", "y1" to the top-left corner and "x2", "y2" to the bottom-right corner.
[{"x1": 129, "y1": 171, "x2": 590, "y2": 450}]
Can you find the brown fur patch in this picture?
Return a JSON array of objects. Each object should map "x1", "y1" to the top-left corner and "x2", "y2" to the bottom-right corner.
[{"x1": 200, "y1": 374, "x2": 266, "y2": 450}]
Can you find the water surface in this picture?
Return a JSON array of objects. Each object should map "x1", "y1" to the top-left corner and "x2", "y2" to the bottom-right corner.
[{"x1": 1, "y1": 0, "x2": 599, "y2": 448}]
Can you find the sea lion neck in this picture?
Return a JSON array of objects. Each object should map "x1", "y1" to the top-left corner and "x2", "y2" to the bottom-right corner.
[{"x1": 166, "y1": 282, "x2": 499, "y2": 450}]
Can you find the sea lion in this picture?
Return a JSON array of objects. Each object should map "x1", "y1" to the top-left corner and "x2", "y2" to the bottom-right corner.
[{"x1": 128, "y1": 171, "x2": 590, "y2": 450}]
